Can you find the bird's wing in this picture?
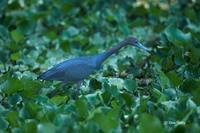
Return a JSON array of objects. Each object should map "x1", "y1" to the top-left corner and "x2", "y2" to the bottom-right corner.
[{"x1": 38, "y1": 57, "x2": 96, "y2": 82}]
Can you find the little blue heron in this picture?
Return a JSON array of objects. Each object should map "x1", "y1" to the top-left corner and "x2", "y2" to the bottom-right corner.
[{"x1": 38, "y1": 37, "x2": 150, "y2": 90}]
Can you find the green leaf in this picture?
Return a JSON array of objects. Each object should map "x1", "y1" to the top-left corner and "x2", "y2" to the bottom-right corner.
[
  {"x1": 119, "y1": 23, "x2": 130, "y2": 36},
  {"x1": 166, "y1": 71, "x2": 183, "y2": 87},
  {"x1": 0, "y1": 77, "x2": 42, "y2": 97},
  {"x1": 101, "y1": 91, "x2": 111, "y2": 104},
  {"x1": 189, "y1": 47, "x2": 200, "y2": 63},
  {"x1": 124, "y1": 79, "x2": 137, "y2": 91},
  {"x1": 24, "y1": 120, "x2": 37, "y2": 133},
  {"x1": 164, "y1": 25, "x2": 191, "y2": 47},
  {"x1": 139, "y1": 113, "x2": 164, "y2": 133},
  {"x1": 186, "y1": 98, "x2": 197, "y2": 110},
  {"x1": 151, "y1": 88, "x2": 166, "y2": 102},
  {"x1": 50, "y1": 95, "x2": 68, "y2": 105},
  {"x1": 90, "y1": 106, "x2": 120, "y2": 133},
  {"x1": 159, "y1": 71, "x2": 170, "y2": 89},
  {"x1": 11, "y1": 52, "x2": 21, "y2": 61},
  {"x1": 91, "y1": 32, "x2": 105, "y2": 45},
  {"x1": 75, "y1": 97, "x2": 89, "y2": 120},
  {"x1": 18, "y1": 78, "x2": 42, "y2": 98},
  {"x1": 61, "y1": 26, "x2": 79, "y2": 40},
  {"x1": 89, "y1": 78, "x2": 102, "y2": 90},
  {"x1": 8, "y1": 94, "x2": 22, "y2": 106},
  {"x1": 23, "y1": 102, "x2": 42, "y2": 118},
  {"x1": 104, "y1": 82, "x2": 119, "y2": 97},
  {"x1": 180, "y1": 79, "x2": 200, "y2": 105},
  {"x1": 46, "y1": 31, "x2": 57, "y2": 40},
  {"x1": 37, "y1": 123, "x2": 56, "y2": 133},
  {"x1": 86, "y1": 93, "x2": 101, "y2": 106},
  {"x1": 68, "y1": 26, "x2": 79, "y2": 36},
  {"x1": 180, "y1": 79, "x2": 200, "y2": 93},
  {"x1": 6, "y1": 111, "x2": 19, "y2": 127},
  {"x1": 121, "y1": 92, "x2": 133, "y2": 106},
  {"x1": 11, "y1": 30, "x2": 24, "y2": 43},
  {"x1": 154, "y1": 63, "x2": 171, "y2": 90},
  {"x1": 174, "y1": 49, "x2": 185, "y2": 65},
  {"x1": 0, "y1": 78, "x2": 23, "y2": 95},
  {"x1": 163, "y1": 88, "x2": 177, "y2": 100},
  {"x1": 0, "y1": 117, "x2": 9, "y2": 129}
]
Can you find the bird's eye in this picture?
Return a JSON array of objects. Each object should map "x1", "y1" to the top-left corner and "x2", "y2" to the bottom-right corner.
[{"x1": 134, "y1": 39, "x2": 138, "y2": 43}]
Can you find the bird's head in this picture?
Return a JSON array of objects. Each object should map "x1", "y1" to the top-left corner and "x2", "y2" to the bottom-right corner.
[{"x1": 125, "y1": 37, "x2": 150, "y2": 51}]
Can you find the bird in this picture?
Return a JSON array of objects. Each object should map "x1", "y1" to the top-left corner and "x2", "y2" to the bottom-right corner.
[{"x1": 38, "y1": 37, "x2": 150, "y2": 91}]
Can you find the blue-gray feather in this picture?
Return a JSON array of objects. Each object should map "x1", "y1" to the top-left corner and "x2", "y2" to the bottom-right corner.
[{"x1": 38, "y1": 55, "x2": 100, "y2": 83}]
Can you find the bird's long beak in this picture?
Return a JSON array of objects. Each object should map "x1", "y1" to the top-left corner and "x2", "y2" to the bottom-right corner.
[{"x1": 135, "y1": 42, "x2": 151, "y2": 52}]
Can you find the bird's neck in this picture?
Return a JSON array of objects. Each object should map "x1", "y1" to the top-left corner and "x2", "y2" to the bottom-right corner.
[{"x1": 96, "y1": 40, "x2": 128, "y2": 65}]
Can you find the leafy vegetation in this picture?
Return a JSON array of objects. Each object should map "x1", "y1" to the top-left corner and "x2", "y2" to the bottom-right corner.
[{"x1": 0, "y1": 0, "x2": 200, "y2": 132}]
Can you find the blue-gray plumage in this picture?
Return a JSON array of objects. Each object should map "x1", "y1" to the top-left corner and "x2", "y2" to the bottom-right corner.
[{"x1": 38, "y1": 37, "x2": 150, "y2": 87}]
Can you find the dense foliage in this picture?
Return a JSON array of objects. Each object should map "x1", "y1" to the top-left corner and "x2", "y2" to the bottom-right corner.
[{"x1": 0, "y1": 0, "x2": 200, "y2": 132}]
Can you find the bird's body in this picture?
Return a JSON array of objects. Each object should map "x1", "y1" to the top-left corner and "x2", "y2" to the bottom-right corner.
[
  {"x1": 38, "y1": 37, "x2": 150, "y2": 86},
  {"x1": 38, "y1": 54, "x2": 104, "y2": 83}
]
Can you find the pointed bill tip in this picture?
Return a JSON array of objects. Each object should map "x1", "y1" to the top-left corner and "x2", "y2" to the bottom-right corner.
[{"x1": 135, "y1": 42, "x2": 151, "y2": 52}]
